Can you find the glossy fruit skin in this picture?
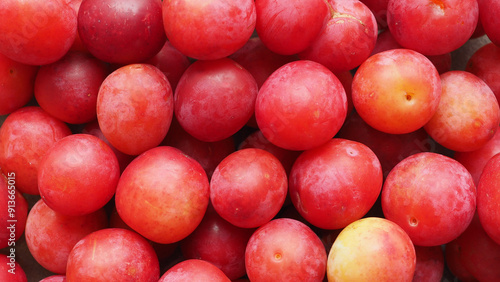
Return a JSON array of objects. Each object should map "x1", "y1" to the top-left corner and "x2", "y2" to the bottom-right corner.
[
  {"x1": 180, "y1": 206, "x2": 253, "y2": 280},
  {"x1": 38, "y1": 134, "x2": 120, "y2": 216},
  {"x1": 78, "y1": 0, "x2": 166, "y2": 64},
  {"x1": 466, "y1": 42, "x2": 500, "y2": 103},
  {"x1": 454, "y1": 125, "x2": 500, "y2": 185},
  {"x1": 387, "y1": 0, "x2": 478, "y2": 55},
  {"x1": 210, "y1": 148, "x2": 288, "y2": 228},
  {"x1": 424, "y1": 71, "x2": 500, "y2": 152},
  {"x1": 145, "y1": 41, "x2": 191, "y2": 91},
  {"x1": 0, "y1": 53, "x2": 38, "y2": 115},
  {"x1": 352, "y1": 49, "x2": 441, "y2": 134},
  {"x1": 255, "y1": 0, "x2": 329, "y2": 55},
  {"x1": 445, "y1": 215, "x2": 500, "y2": 281},
  {"x1": 163, "y1": 0, "x2": 256, "y2": 60},
  {"x1": 289, "y1": 138, "x2": 383, "y2": 230},
  {"x1": 327, "y1": 217, "x2": 416, "y2": 282},
  {"x1": 412, "y1": 245, "x2": 444, "y2": 282},
  {"x1": 299, "y1": 0, "x2": 378, "y2": 73},
  {"x1": 0, "y1": 253, "x2": 27, "y2": 282},
  {"x1": 337, "y1": 110, "x2": 432, "y2": 177},
  {"x1": 382, "y1": 152, "x2": 476, "y2": 246},
  {"x1": 159, "y1": 259, "x2": 231, "y2": 282},
  {"x1": 25, "y1": 200, "x2": 108, "y2": 274},
  {"x1": 34, "y1": 51, "x2": 109, "y2": 124},
  {"x1": 245, "y1": 218, "x2": 327, "y2": 282},
  {"x1": 477, "y1": 153, "x2": 500, "y2": 245},
  {"x1": 66, "y1": 228, "x2": 160, "y2": 282},
  {"x1": 255, "y1": 60, "x2": 348, "y2": 151},
  {"x1": 0, "y1": 107, "x2": 72, "y2": 195},
  {"x1": 115, "y1": 146, "x2": 210, "y2": 244},
  {"x1": 478, "y1": 0, "x2": 500, "y2": 47},
  {"x1": 0, "y1": 0, "x2": 77, "y2": 65},
  {"x1": 174, "y1": 58, "x2": 258, "y2": 142},
  {"x1": 97, "y1": 63, "x2": 173, "y2": 156}
]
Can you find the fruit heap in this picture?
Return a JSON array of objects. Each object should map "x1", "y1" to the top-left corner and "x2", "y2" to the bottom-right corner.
[{"x1": 1, "y1": 0, "x2": 500, "y2": 281}]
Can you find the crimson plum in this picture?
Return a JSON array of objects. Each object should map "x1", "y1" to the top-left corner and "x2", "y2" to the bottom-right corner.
[
  {"x1": 161, "y1": 118, "x2": 235, "y2": 180},
  {"x1": 145, "y1": 41, "x2": 191, "y2": 91},
  {"x1": 466, "y1": 42, "x2": 500, "y2": 103},
  {"x1": 0, "y1": 53, "x2": 38, "y2": 115},
  {"x1": 180, "y1": 206, "x2": 253, "y2": 280},
  {"x1": 174, "y1": 58, "x2": 258, "y2": 142},
  {"x1": 78, "y1": 0, "x2": 166, "y2": 64},
  {"x1": 34, "y1": 51, "x2": 109, "y2": 124},
  {"x1": 412, "y1": 245, "x2": 445, "y2": 282}
]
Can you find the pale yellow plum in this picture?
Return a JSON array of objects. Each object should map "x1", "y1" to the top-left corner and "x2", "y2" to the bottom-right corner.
[{"x1": 327, "y1": 217, "x2": 416, "y2": 282}]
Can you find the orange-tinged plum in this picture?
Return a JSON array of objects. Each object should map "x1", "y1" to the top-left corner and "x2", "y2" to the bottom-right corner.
[
  {"x1": 115, "y1": 146, "x2": 210, "y2": 244},
  {"x1": 327, "y1": 217, "x2": 416, "y2": 281},
  {"x1": 352, "y1": 49, "x2": 441, "y2": 134}
]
